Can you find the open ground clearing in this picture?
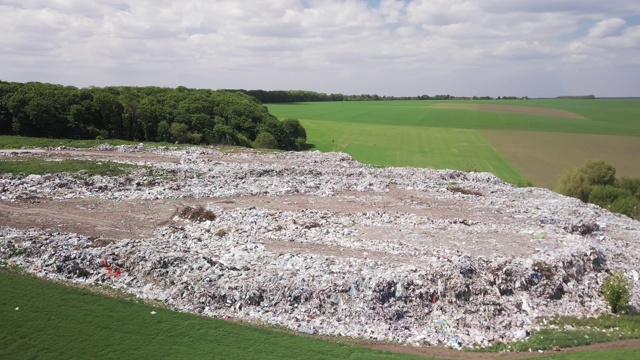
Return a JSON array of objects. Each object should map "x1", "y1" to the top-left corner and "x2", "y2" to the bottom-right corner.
[
  {"x1": 1, "y1": 144, "x2": 639, "y2": 360},
  {"x1": 480, "y1": 130, "x2": 640, "y2": 189}
]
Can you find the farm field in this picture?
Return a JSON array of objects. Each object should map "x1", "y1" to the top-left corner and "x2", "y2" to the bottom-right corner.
[
  {"x1": 299, "y1": 119, "x2": 526, "y2": 185},
  {"x1": 481, "y1": 130, "x2": 640, "y2": 188},
  {"x1": 268, "y1": 99, "x2": 640, "y2": 187}
]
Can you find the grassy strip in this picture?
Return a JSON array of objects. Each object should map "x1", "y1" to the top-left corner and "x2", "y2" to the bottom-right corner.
[
  {"x1": 532, "y1": 349, "x2": 640, "y2": 360},
  {"x1": 0, "y1": 158, "x2": 136, "y2": 177},
  {"x1": 478, "y1": 315, "x2": 640, "y2": 353},
  {"x1": 0, "y1": 271, "x2": 426, "y2": 360},
  {"x1": 0, "y1": 135, "x2": 182, "y2": 149}
]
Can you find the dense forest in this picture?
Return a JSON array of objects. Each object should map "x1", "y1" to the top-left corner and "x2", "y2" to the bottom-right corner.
[{"x1": 0, "y1": 81, "x2": 307, "y2": 150}]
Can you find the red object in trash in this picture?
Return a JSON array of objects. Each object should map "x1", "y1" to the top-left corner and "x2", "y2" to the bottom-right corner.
[
  {"x1": 432, "y1": 295, "x2": 437, "y2": 304},
  {"x1": 103, "y1": 257, "x2": 122, "y2": 277}
]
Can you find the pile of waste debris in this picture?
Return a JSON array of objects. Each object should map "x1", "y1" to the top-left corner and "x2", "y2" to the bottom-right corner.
[{"x1": 1, "y1": 144, "x2": 638, "y2": 348}]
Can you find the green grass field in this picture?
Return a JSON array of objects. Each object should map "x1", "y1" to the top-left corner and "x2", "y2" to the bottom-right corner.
[
  {"x1": 0, "y1": 158, "x2": 137, "y2": 177},
  {"x1": 268, "y1": 99, "x2": 640, "y2": 187},
  {"x1": 0, "y1": 271, "x2": 425, "y2": 360},
  {"x1": 302, "y1": 119, "x2": 526, "y2": 184},
  {"x1": 0, "y1": 135, "x2": 183, "y2": 149},
  {"x1": 1, "y1": 270, "x2": 638, "y2": 359}
]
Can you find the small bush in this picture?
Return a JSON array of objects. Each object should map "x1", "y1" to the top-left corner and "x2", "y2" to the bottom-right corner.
[
  {"x1": 588, "y1": 185, "x2": 632, "y2": 207},
  {"x1": 180, "y1": 205, "x2": 216, "y2": 222},
  {"x1": 609, "y1": 196, "x2": 640, "y2": 218},
  {"x1": 616, "y1": 176, "x2": 640, "y2": 198},
  {"x1": 558, "y1": 160, "x2": 616, "y2": 202},
  {"x1": 602, "y1": 272, "x2": 631, "y2": 314},
  {"x1": 253, "y1": 132, "x2": 279, "y2": 149},
  {"x1": 558, "y1": 169, "x2": 591, "y2": 202},
  {"x1": 582, "y1": 160, "x2": 616, "y2": 186}
]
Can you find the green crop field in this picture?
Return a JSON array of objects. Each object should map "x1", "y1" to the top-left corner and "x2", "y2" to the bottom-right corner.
[
  {"x1": 301, "y1": 119, "x2": 526, "y2": 185},
  {"x1": 268, "y1": 99, "x2": 640, "y2": 187}
]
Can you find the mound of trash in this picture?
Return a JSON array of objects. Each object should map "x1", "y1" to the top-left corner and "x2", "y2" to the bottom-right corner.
[{"x1": 1, "y1": 145, "x2": 638, "y2": 348}]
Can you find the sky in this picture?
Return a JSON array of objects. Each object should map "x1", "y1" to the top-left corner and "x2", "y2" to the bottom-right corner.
[{"x1": 1, "y1": 0, "x2": 640, "y2": 97}]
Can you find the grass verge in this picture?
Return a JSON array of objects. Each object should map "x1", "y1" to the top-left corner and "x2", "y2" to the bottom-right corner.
[
  {"x1": 0, "y1": 158, "x2": 136, "y2": 177},
  {"x1": 478, "y1": 315, "x2": 640, "y2": 353},
  {"x1": 0, "y1": 135, "x2": 178, "y2": 149},
  {"x1": 0, "y1": 270, "x2": 426, "y2": 360},
  {"x1": 532, "y1": 348, "x2": 640, "y2": 359}
]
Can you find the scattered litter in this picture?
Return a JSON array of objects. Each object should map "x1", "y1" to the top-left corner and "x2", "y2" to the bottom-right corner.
[
  {"x1": 298, "y1": 327, "x2": 316, "y2": 335},
  {"x1": 0, "y1": 146, "x2": 638, "y2": 348},
  {"x1": 150, "y1": 311, "x2": 157, "y2": 315}
]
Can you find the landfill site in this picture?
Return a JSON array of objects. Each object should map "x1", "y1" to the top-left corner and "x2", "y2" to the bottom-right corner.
[{"x1": 1, "y1": 144, "x2": 639, "y2": 349}]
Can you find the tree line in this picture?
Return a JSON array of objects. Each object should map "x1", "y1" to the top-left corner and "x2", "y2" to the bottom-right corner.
[
  {"x1": 225, "y1": 89, "x2": 529, "y2": 103},
  {"x1": 0, "y1": 81, "x2": 307, "y2": 150},
  {"x1": 558, "y1": 160, "x2": 640, "y2": 220}
]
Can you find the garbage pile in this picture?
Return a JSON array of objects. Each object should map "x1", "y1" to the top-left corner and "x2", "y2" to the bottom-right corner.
[{"x1": 1, "y1": 145, "x2": 639, "y2": 348}]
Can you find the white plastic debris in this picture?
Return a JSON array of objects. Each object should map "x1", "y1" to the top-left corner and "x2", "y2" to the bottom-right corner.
[{"x1": 1, "y1": 146, "x2": 639, "y2": 348}]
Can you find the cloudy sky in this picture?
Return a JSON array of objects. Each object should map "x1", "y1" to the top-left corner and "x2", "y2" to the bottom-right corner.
[{"x1": 2, "y1": 0, "x2": 640, "y2": 97}]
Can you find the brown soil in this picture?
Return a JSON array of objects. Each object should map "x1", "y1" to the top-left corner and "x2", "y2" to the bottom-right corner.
[
  {"x1": 480, "y1": 130, "x2": 640, "y2": 188},
  {"x1": 429, "y1": 103, "x2": 586, "y2": 120}
]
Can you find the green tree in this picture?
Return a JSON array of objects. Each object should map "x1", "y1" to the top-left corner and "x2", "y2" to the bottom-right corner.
[
  {"x1": 609, "y1": 196, "x2": 639, "y2": 218},
  {"x1": 253, "y1": 132, "x2": 278, "y2": 149},
  {"x1": 616, "y1": 177, "x2": 640, "y2": 198},
  {"x1": 0, "y1": 80, "x2": 307, "y2": 151},
  {"x1": 157, "y1": 120, "x2": 171, "y2": 142},
  {"x1": 582, "y1": 160, "x2": 616, "y2": 186},
  {"x1": 212, "y1": 124, "x2": 239, "y2": 145},
  {"x1": 558, "y1": 169, "x2": 591, "y2": 202},
  {"x1": 93, "y1": 92, "x2": 125, "y2": 139},
  {"x1": 588, "y1": 186, "x2": 632, "y2": 207},
  {"x1": 282, "y1": 118, "x2": 307, "y2": 150},
  {"x1": 170, "y1": 122, "x2": 190, "y2": 143},
  {"x1": 558, "y1": 160, "x2": 616, "y2": 202}
]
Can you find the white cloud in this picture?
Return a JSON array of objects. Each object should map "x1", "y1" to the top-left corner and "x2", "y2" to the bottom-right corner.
[
  {"x1": 1, "y1": 0, "x2": 639, "y2": 96},
  {"x1": 588, "y1": 18, "x2": 626, "y2": 38}
]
